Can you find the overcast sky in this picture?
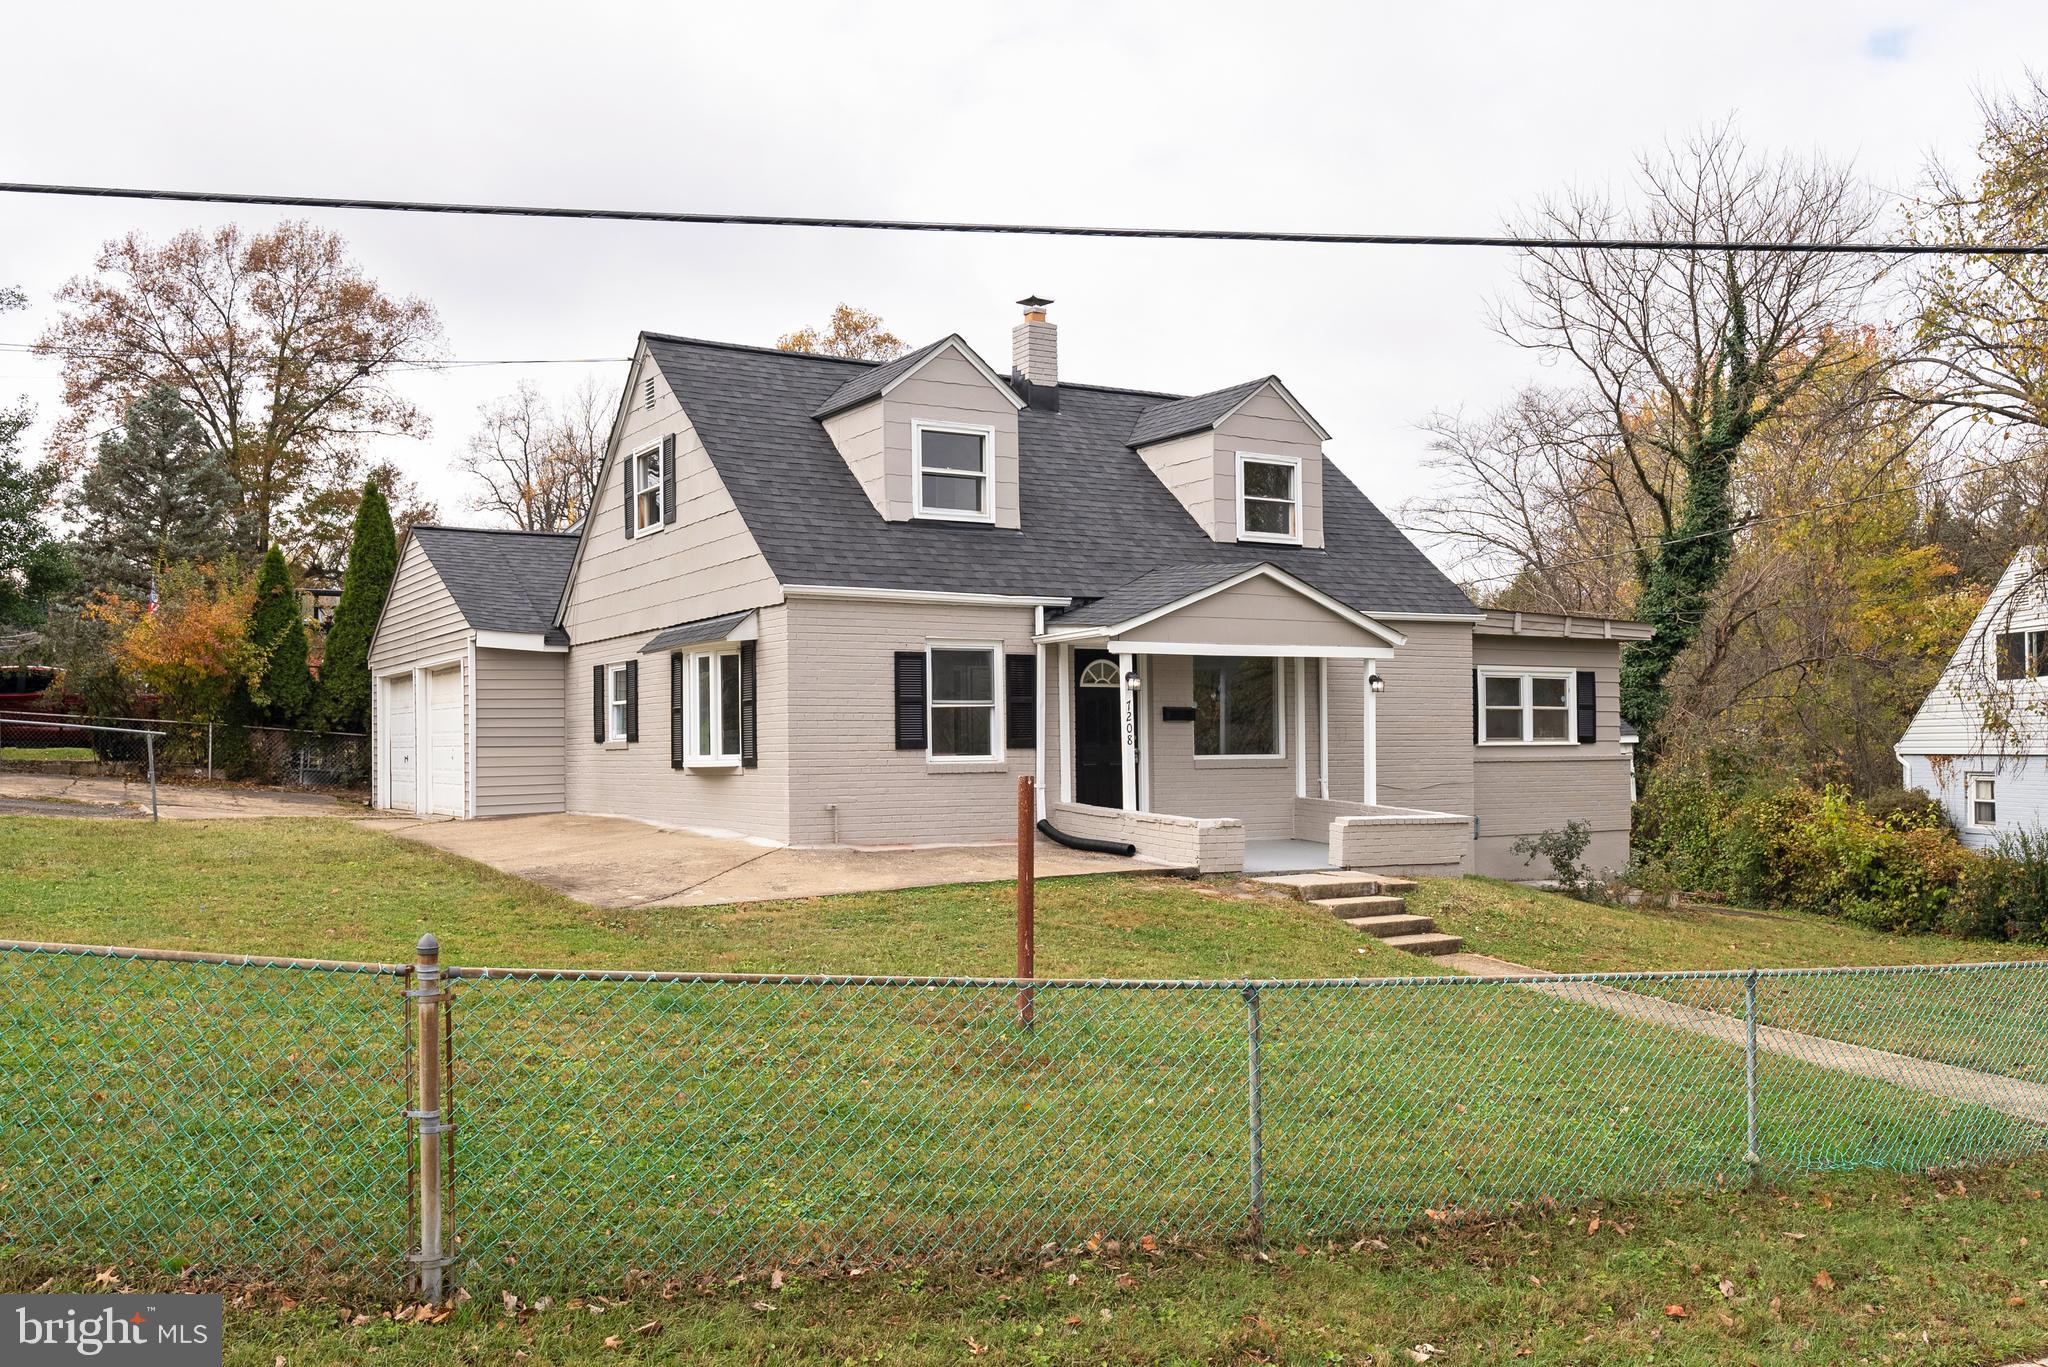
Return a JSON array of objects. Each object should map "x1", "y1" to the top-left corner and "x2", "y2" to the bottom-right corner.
[{"x1": 4, "y1": 0, "x2": 2044, "y2": 552}]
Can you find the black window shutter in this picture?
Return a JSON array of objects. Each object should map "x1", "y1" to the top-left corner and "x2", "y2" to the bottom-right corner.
[
  {"x1": 669, "y1": 653, "x2": 686, "y2": 769},
  {"x1": 1472, "y1": 670, "x2": 1480, "y2": 744},
  {"x1": 592, "y1": 665, "x2": 606, "y2": 743},
  {"x1": 624, "y1": 659, "x2": 640, "y2": 742},
  {"x1": 1005, "y1": 654, "x2": 1036, "y2": 749},
  {"x1": 894, "y1": 651, "x2": 927, "y2": 750},
  {"x1": 623, "y1": 452, "x2": 637, "y2": 540},
  {"x1": 661, "y1": 433, "x2": 678, "y2": 526},
  {"x1": 739, "y1": 640, "x2": 758, "y2": 768},
  {"x1": 1998, "y1": 632, "x2": 2024, "y2": 680},
  {"x1": 1576, "y1": 670, "x2": 1597, "y2": 744}
]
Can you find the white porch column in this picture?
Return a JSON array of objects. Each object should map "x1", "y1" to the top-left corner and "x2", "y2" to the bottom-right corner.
[
  {"x1": 1363, "y1": 665, "x2": 1379, "y2": 807},
  {"x1": 1293, "y1": 657, "x2": 1308, "y2": 798},
  {"x1": 1318, "y1": 658, "x2": 1330, "y2": 800},
  {"x1": 1118, "y1": 650, "x2": 1139, "y2": 813},
  {"x1": 1057, "y1": 644, "x2": 1074, "y2": 805}
]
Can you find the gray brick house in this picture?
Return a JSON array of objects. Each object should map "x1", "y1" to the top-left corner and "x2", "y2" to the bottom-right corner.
[{"x1": 367, "y1": 299, "x2": 1648, "y2": 876}]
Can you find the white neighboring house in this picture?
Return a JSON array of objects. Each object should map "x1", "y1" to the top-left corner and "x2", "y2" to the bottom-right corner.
[{"x1": 1896, "y1": 549, "x2": 2048, "y2": 850}]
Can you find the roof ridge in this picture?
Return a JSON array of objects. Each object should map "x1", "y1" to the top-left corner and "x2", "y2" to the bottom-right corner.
[
  {"x1": 411, "y1": 523, "x2": 580, "y2": 539},
  {"x1": 642, "y1": 331, "x2": 878, "y2": 366}
]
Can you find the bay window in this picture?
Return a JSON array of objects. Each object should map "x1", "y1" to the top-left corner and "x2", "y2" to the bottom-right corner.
[{"x1": 685, "y1": 648, "x2": 744, "y2": 766}]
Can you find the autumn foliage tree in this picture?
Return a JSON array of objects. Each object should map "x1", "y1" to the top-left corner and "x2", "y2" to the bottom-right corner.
[
  {"x1": 38, "y1": 221, "x2": 443, "y2": 553},
  {"x1": 777, "y1": 304, "x2": 906, "y2": 360},
  {"x1": 95, "y1": 560, "x2": 259, "y2": 721}
]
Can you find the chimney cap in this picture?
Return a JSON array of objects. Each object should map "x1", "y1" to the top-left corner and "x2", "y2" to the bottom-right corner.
[{"x1": 1016, "y1": 295, "x2": 1054, "y2": 310}]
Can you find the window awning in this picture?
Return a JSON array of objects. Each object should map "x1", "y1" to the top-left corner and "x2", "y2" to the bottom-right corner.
[{"x1": 639, "y1": 609, "x2": 759, "y2": 654}]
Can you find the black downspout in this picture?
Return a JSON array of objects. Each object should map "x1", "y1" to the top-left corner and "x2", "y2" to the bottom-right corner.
[{"x1": 1036, "y1": 818, "x2": 1136, "y2": 859}]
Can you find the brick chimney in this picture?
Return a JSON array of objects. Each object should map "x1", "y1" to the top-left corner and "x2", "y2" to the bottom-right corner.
[{"x1": 1011, "y1": 295, "x2": 1058, "y2": 410}]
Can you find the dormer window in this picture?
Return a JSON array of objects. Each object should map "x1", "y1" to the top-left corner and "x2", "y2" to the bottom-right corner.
[
  {"x1": 913, "y1": 420, "x2": 995, "y2": 523},
  {"x1": 1236, "y1": 453, "x2": 1301, "y2": 544}
]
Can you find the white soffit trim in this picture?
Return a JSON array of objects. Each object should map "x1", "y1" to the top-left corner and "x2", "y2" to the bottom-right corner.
[
  {"x1": 1049, "y1": 563, "x2": 1406, "y2": 648},
  {"x1": 473, "y1": 630, "x2": 568, "y2": 653},
  {"x1": 1375, "y1": 611, "x2": 1489, "y2": 623},
  {"x1": 878, "y1": 336, "x2": 1026, "y2": 412},
  {"x1": 1106, "y1": 640, "x2": 1393, "y2": 660},
  {"x1": 782, "y1": 585, "x2": 1072, "y2": 608},
  {"x1": 1222, "y1": 377, "x2": 1330, "y2": 441}
]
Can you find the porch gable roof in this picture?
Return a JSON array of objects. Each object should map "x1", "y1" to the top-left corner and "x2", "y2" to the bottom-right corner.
[{"x1": 1041, "y1": 561, "x2": 1405, "y2": 651}]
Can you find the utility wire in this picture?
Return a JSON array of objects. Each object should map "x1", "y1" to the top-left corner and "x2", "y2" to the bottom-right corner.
[
  {"x1": 1434, "y1": 443, "x2": 2048, "y2": 589},
  {"x1": 2, "y1": 180, "x2": 2043, "y2": 255},
  {"x1": 0, "y1": 341, "x2": 628, "y2": 370}
]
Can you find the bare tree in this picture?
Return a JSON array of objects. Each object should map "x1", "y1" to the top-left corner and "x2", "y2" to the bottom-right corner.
[
  {"x1": 1498, "y1": 123, "x2": 1881, "y2": 740},
  {"x1": 459, "y1": 378, "x2": 616, "y2": 532}
]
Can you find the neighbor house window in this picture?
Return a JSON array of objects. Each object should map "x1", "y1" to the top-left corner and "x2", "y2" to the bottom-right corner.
[
  {"x1": 1236, "y1": 453, "x2": 1301, "y2": 544},
  {"x1": 913, "y1": 422, "x2": 994, "y2": 522},
  {"x1": 1194, "y1": 656, "x2": 1281, "y2": 757},
  {"x1": 1994, "y1": 629, "x2": 2048, "y2": 680},
  {"x1": 685, "y1": 648, "x2": 743, "y2": 766},
  {"x1": 1969, "y1": 775, "x2": 1997, "y2": 828},
  {"x1": 632, "y1": 445, "x2": 664, "y2": 535},
  {"x1": 607, "y1": 664, "x2": 631, "y2": 742},
  {"x1": 928, "y1": 645, "x2": 999, "y2": 759},
  {"x1": 1479, "y1": 671, "x2": 1573, "y2": 744}
]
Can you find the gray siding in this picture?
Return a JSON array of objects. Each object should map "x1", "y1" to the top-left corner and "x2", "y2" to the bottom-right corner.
[
  {"x1": 1212, "y1": 385, "x2": 1325, "y2": 549},
  {"x1": 474, "y1": 648, "x2": 567, "y2": 817},
  {"x1": 1470, "y1": 635, "x2": 1633, "y2": 878},
  {"x1": 784, "y1": 596, "x2": 1038, "y2": 845},
  {"x1": 1134, "y1": 430, "x2": 1219, "y2": 538},
  {"x1": 819, "y1": 347, "x2": 1022, "y2": 528},
  {"x1": 559, "y1": 352, "x2": 781, "y2": 646},
  {"x1": 1116, "y1": 578, "x2": 1381, "y2": 650},
  {"x1": 368, "y1": 538, "x2": 469, "y2": 672},
  {"x1": 564, "y1": 604, "x2": 791, "y2": 842}
]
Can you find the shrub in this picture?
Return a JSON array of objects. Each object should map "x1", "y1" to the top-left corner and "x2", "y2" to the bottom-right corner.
[
  {"x1": 1864, "y1": 785, "x2": 1950, "y2": 833},
  {"x1": 1510, "y1": 820, "x2": 1594, "y2": 895},
  {"x1": 1946, "y1": 828, "x2": 2048, "y2": 943}
]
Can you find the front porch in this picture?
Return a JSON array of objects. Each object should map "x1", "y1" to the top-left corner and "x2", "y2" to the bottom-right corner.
[{"x1": 1033, "y1": 562, "x2": 1473, "y2": 877}]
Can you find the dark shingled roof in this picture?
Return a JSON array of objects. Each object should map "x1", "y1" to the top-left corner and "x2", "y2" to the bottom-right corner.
[
  {"x1": 811, "y1": 338, "x2": 951, "y2": 420},
  {"x1": 1051, "y1": 562, "x2": 1265, "y2": 627},
  {"x1": 640, "y1": 334, "x2": 1478, "y2": 620},
  {"x1": 1127, "y1": 378, "x2": 1272, "y2": 448},
  {"x1": 639, "y1": 609, "x2": 755, "y2": 654},
  {"x1": 410, "y1": 525, "x2": 578, "y2": 645}
]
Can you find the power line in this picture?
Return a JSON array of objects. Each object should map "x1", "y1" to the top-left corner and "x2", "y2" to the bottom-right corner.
[
  {"x1": 2, "y1": 180, "x2": 2043, "y2": 255},
  {"x1": 0, "y1": 341, "x2": 628, "y2": 370},
  {"x1": 1432, "y1": 443, "x2": 2048, "y2": 589}
]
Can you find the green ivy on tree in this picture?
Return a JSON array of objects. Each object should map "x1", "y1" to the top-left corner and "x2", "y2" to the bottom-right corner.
[{"x1": 316, "y1": 481, "x2": 397, "y2": 733}]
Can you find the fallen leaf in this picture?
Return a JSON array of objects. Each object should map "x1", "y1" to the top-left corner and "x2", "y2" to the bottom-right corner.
[
  {"x1": 633, "y1": 1320, "x2": 661, "y2": 1336},
  {"x1": 1718, "y1": 1278, "x2": 1736, "y2": 1298},
  {"x1": 601, "y1": 1336, "x2": 622, "y2": 1350},
  {"x1": 2008, "y1": 1295, "x2": 2028, "y2": 1307},
  {"x1": 749, "y1": 1301, "x2": 775, "y2": 1312},
  {"x1": 1588, "y1": 1217, "x2": 1601, "y2": 1234},
  {"x1": 1064, "y1": 1315, "x2": 1082, "y2": 1327},
  {"x1": 1664, "y1": 1304, "x2": 1689, "y2": 1319},
  {"x1": 1407, "y1": 1346, "x2": 1442, "y2": 1364},
  {"x1": 769, "y1": 1269, "x2": 784, "y2": 1291},
  {"x1": 501, "y1": 1290, "x2": 520, "y2": 1317},
  {"x1": 92, "y1": 1269, "x2": 118, "y2": 1287},
  {"x1": 967, "y1": 1339, "x2": 987, "y2": 1356},
  {"x1": 1813, "y1": 1270, "x2": 1835, "y2": 1292}
]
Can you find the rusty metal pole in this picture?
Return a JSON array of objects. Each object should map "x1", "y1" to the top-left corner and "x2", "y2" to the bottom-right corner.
[
  {"x1": 411, "y1": 934, "x2": 446, "y2": 1302},
  {"x1": 1017, "y1": 775, "x2": 1035, "y2": 1029}
]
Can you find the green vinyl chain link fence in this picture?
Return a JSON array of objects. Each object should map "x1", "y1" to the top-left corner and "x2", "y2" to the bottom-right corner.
[{"x1": 4, "y1": 937, "x2": 2047, "y2": 1299}]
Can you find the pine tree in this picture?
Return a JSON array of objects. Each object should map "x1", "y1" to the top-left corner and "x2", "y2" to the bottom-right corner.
[
  {"x1": 67, "y1": 385, "x2": 240, "y2": 599},
  {"x1": 247, "y1": 544, "x2": 314, "y2": 725},
  {"x1": 316, "y1": 481, "x2": 397, "y2": 733}
]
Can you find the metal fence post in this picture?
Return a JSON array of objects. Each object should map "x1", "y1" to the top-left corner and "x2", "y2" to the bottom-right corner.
[
  {"x1": 206, "y1": 722, "x2": 214, "y2": 780},
  {"x1": 143, "y1": 732, "x2": 158, "y2": 822},
  {"x1": 1243, "y1": 984, "x2": 1265, "y2": 1244},
  {"x1": 1743, "y1": 968, "x2": 1759, "y2": 1184},
  {"x1": 409, "y1": 934, "x2": 449, "y2": 1302}
]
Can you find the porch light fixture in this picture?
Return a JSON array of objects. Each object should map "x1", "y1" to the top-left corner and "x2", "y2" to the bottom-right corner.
[
  {"x1": 1368, "y1": 671, "x2": 1385, "y2": 695},
  {"x1": 1125, "y1": 671, "x2": 1143, "y2": 691}
]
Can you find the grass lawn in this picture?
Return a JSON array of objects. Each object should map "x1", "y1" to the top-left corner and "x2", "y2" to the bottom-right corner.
[
  {"x1": 3, "y1": 816, "x2": 2043, "y2": 1301},
  {"x1": 1411, "y1": 875, "x2": 2048, "y2": 974},
  {"x1": 1, "y1": 745, "x2": 95, "y2": 762},
  {"x1": 14, "y1": 1158, "x2": 2048, "y2": 1365}
]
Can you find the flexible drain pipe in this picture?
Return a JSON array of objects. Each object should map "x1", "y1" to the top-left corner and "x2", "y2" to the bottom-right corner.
[{"x1": 1036, "y1": 818, "x2": 1136, "y2": 858}]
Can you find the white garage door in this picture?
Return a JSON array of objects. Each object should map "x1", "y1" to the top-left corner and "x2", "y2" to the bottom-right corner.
[
  {"x1": 426, "y1": 664, "x2": 465, "y2": 817},
  {"x1": 384, "y1": 675, "x2": 417, "y2": 812}
]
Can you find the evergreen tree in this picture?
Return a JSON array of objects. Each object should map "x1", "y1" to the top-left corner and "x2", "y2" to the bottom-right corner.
[
  {"x1": 0, "y1": 398, "x2": 73, "y2": 629},
  {"x1": 247, "y1": 544, "x2": 314, "y2": 725},
  {"x1": 316, "y1": 481, "x2": 397, "y2": 732},
  {"x1": 67, "y1": 384, "x2": 240, "y2": 598}
]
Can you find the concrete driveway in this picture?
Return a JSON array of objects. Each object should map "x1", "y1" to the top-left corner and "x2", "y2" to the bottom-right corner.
[
  {"x1": 377, "y1": 811, "x2": 1175, "y2": 908},
  {"x1": 0, "y1": 772, "x2": 359, "y2": 820}
]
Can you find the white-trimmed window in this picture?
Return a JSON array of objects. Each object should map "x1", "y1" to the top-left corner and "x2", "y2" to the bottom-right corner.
[
  {"x1": 928, "y1": 644, "x2": 1000, "y2": 760},
  {"x1": 1968, "y1": 774, "x2": 1997, "y2": 828},
  {"x1": 1236, "y1": 453, "x2": 1301, "y2": 544},
  {"x1": 684, "y1": 648, "x2": 743, "y2": 766},
  {"x1": 1194, "y1": 656, "x2": 1283, "y2": 757},
  {"x1": 631, "y1": 445, "x2": 664, "y2": 536},
  {"x1": 606, "y1": 664, "x2": 632, "y2": 742},
  {"x1": 913, "y1": 421, "x2": 994, "y2": 523},
  {"x1": 1479, "y1": 670, "x2": 1574, "y2": 745}
]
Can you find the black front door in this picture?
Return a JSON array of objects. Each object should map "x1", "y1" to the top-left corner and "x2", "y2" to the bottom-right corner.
[{"x1": 1073, "y1": 650, "x2": 1124, "y2": 808}]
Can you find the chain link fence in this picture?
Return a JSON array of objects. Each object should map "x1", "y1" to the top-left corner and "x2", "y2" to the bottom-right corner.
[
  {"x1": 3, "y1": 940, "x2": 2045, "y2": 1299},
  {"x1": 0, "y1": 711, "x2": 367, "y2": 792}
]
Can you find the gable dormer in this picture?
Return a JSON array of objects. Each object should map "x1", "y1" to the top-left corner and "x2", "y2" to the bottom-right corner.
[
  {"x1": 814, "y1": 335, "x2": 1025, "y2": 529},
  {"x1": 1129, "y1": 377, "x2": 1329, "y2": 550}
]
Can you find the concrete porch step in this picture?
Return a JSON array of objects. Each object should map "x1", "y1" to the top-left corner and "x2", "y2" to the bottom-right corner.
[
  {"x1": 1342, "y1": 912, "x2": 1437, "y2": 938},
  {"x1": 1254, "y1": 873, "x2": 1388, "y2": 901},
  {"x1": 1312, "y1": 894, "x2": 1410, "y2": 918},
  {"x1": 1379, "y1": 931, "x2": 1466, "y2": 957}
]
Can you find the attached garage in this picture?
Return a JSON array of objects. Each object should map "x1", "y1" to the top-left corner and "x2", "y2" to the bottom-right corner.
[{"x1": 366, "y1": 526, "x2": 579, "y2": 818}]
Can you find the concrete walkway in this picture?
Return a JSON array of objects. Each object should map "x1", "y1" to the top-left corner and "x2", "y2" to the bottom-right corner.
[
  {"x1": 1447, "y1": 953, "x2": 2048, "y2": 1125},
  {"x1": 382, "y1": 811, "x2": 1178, "y2": 908},
  {"x1": 0, "y1": 772, "x2": 358, "y2": 820}
]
